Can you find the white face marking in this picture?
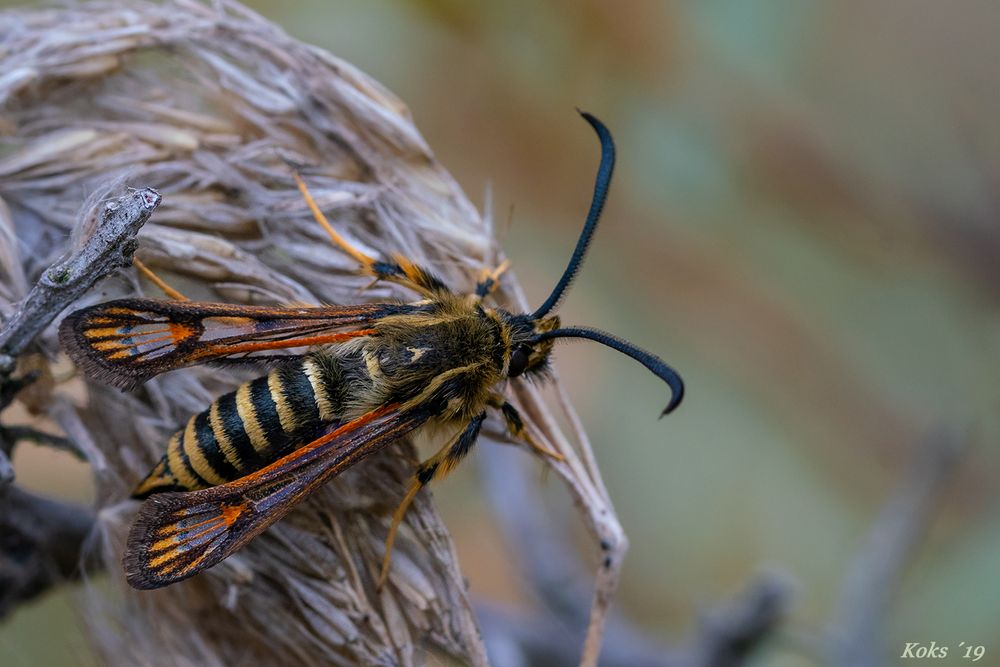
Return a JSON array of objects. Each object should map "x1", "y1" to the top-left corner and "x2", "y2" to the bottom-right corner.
[{"x1": 406, "y1": 346, "x2": 429, "y2": 363}]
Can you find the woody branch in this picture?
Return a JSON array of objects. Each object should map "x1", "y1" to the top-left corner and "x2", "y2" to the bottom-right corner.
[{"x1": 0, "y1": 186, "x2": 160, "y2": 617}]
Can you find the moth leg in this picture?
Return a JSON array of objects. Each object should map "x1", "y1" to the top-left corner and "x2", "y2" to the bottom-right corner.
[
  {"x1": 133, "y1": 257, "x2": 189, "y2": 301},
  {"x1": 378, "y1": 412, "x2": 486, "y2": 590},
  {"x1": 137, "y1": 246, "x2": 318, "y2": 308},
  {"x1": 489, "y1": 394, "x2": 564, "y2": 461},
  {"x1": 473, "y1": 258, "x2": 511, "y2": 300},
  {"x1": 292, "y1": 171, "x2": 451, "y2": 298}
]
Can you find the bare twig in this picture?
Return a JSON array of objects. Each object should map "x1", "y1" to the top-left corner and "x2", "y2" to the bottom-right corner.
[
  {"x1": 827, "y1": 427, "x2": 966, "y2": 667},
  {"x1": 477, "y1": 602, "x2": 678, "y2": 667},
  {"x1": 478, "y1": 429, "x2": 792, "y2": 667},
  {"x1": 477, "y1": 437, "x2": 667, "y2": 655},
  {"x1": 0, "y1": 451, "x2": 12, "y2": 487},
  {"x1": 1, "y1": 425, "x2": 80, "y2": 459},
  {"x1": 684, "y1": 573, "x2": 792, "y2": 667},
  {"x1": 476, "y1": 574, "x2": 791, "y2": 667},
  {"x1": 0, "y1": 187, "x2": 159, "y2": 607},
  {"x1": 488, "y1": 271, "x2": 642, "y2": 667},
  {"x1": 0, "y1": 186, "x2": 158, "y2": 495},
  {"x1": 0, "y1": 486, "x2": 98, "y2": 619},
  {"x1": 0, "y1": 370, "x2": 37, "y2": 412},
  {"x1": 0, "y1": 188, "x2": 161, "y2": 364},
  {"x1": 0, "y1": 423, "x2": 84, "y2": 493}
]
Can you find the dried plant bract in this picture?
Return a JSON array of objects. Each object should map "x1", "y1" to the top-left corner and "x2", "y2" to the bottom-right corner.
[{"x1": 0, "y1": 2, "x2": 637, "y2": 666}]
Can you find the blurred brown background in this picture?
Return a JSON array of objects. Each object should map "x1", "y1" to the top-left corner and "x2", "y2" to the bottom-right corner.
[{"x1": 3, "y1": 1, "x2": 999, "y2": 665}]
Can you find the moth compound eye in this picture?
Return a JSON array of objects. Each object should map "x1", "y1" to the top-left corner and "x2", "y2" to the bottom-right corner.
[{"x1": 508, "y1": 345, "x2": 531, "y2": 377}]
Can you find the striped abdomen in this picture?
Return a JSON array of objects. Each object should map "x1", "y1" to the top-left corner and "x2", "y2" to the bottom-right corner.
[{"x1": 132, "y1": 353, "x2": 348, "y2": 497}]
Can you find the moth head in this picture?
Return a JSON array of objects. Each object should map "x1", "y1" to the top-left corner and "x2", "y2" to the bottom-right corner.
[
  {"x1": 505, "y1": 315, "x2": 559, "y2": 380},
  {"x1": 510, "y1": 111, "x2": 685, "y2": 417}
]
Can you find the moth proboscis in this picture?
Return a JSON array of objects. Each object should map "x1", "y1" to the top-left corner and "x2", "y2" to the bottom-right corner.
[{"x1": 59, "y1": 111, "x2": 685, "y2": 590}]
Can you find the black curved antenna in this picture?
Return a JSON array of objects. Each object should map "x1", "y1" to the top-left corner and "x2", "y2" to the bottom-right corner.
[
  {"x1": 534, "y1": 326, "x2": 684, "y2": 416},
  {"x1": 531, "y1": 110, "x2": 615, "y2": 320}
]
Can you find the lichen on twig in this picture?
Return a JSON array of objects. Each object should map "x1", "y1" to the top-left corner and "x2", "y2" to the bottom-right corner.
[
  {"x1": 0, "y1": 184, "x2": 156, "y2": 616},
  {"x1": 0, "y1": 187, "x2": 161, "y2": 365}
]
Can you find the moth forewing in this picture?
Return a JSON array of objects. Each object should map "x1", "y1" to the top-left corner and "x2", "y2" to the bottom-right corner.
[{"x1": 58, "y1": 298, "x2": 419, "y2": 389}]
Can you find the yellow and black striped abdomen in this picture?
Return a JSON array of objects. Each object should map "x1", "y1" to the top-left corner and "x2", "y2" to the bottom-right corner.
[{"x1": 132, "y1": 354, "x2": 346, "y2": 498}]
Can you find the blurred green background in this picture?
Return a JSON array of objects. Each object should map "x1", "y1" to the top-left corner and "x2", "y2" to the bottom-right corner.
[{"x1": 3, "y1": 1, "x2": 1000, "y2": 665}]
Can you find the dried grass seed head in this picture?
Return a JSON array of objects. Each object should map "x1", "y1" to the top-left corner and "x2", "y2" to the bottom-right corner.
[{"x1": 0, "y1": 2, "x2": 625, "y2": 666}]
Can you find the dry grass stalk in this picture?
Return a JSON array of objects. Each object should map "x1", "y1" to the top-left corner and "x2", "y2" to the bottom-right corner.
[{"x1": 0, "y1": 2, "x2": 630, "y2": 665}]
